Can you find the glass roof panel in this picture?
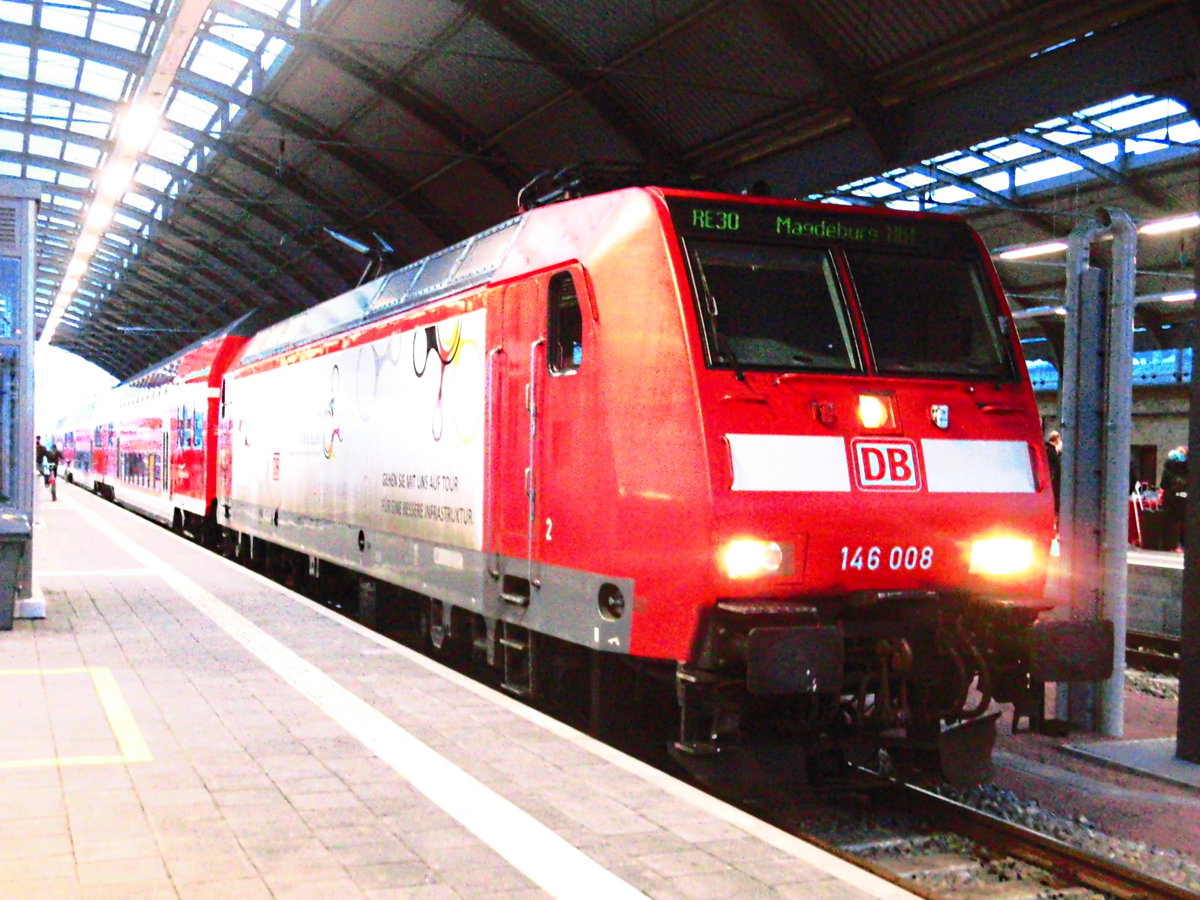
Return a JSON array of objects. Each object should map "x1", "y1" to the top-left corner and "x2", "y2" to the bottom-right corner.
[
  {"x1": 1126, "y1": 137, "x2": 1170, "y2": 155},
  {"x1": 124, "y1": 192, "x2": 155, "y2": 213},
  {"x1": 983, "y1": 141, "x2": 1037, "y2": 162},
  {"x1": 0, "y1": 2, "x2": 30, "y2": 25},
  {"x1": 1082, "y1": 142, "x2": 1119, "y2": 164},
  {"x1": 134, "y1": 162, "x2": 172, "y2": 193},
  {"x1": 190, "y1": 38, "x2": 250, "y2": 87},
  {"x1": 31, "y1": 93, "x2": 72, "y2": 127},
  {"x1": 1013, "y1": 157, "x2": 1080, "y2": 185},
  {"x1": 0, "y1": 42, "x2": 28, "y2": 78},
  {"x1": 92, "y1": 10, "x2": 150, "y2": 51},
  {"x1": 928, "y1": 185, "x2": 976, "y2": 204},
  {"x1": 71, "y1": 104, "x2": 113, "y2": 139},
  {"x1": 41, "y1": 4, "x2": 88, "y2": 38},
  {"x1": 149, "y1": 130, "x2": 193, "y2": 166},
  {"x1": 28, "y1": 134, "x2": 64, "y2": 160},
  {"x1": 858, "y1": 182, "x2": 900, "y2": 198},
  {"x1": 1033, "y1": 115, "x2": 1070, "y2": 129},
  {"x1": 974, "y1": 172, "x2": 1012, "y2": 192},
  {"x1": 212, "y1": 16, "x2": 267, "y2": 54},
  {"x1": 239, "y1": 0, "x2": 295, "y2": 17},
  {"x1": 1077, "y1": 94, "x2": 1142, "y2": 118},
  {"x1": 1038, "y1": 129, "x2": 1089, "y2": 145},
  {"x1": 940, "y1": 155, "x2": 988, "y2": 175},
  {"x1": 165, "y1": 90, "x2": 219, "y2": 130},
  {"x1": 63, "y1": 142, "x2": 101, "y2": 167},
  {"x1": 80, "y1": 59, "x2": 131, "y2": 100},
  {"x1": 0, "y1": 86, "x2": 24, "y2": 116},
  {"x1": 260, "y1": 37, "x2": 289, "y2": 71},
  {"x1": 1151, "y1": 120, "x2": 1200, "y2": 144}
]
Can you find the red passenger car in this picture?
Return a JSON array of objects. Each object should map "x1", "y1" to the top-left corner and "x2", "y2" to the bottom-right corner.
[{"x1": 64, "y1": 315, "x2": 255, "y2": 536}]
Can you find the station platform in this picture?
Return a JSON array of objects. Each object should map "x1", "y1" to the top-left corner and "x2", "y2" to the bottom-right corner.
[{"x1": 3, "y1": 487, "x2": 918, "y2": 900}]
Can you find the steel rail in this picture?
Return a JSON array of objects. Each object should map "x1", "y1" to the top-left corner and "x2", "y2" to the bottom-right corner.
[
  {"x1": 1127, "y1": 629, "x2": 1182, "y2": 676},
  {"x1": 888, "y1": 780, "x2": 1200, "y2": 900}
]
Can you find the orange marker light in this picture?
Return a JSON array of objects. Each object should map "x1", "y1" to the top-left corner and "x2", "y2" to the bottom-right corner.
[{"x1": 857, "y1": 394, "x2": 894, "y2": 429}]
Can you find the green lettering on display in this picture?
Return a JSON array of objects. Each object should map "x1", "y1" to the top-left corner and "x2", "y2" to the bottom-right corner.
[{"x1": 692, "y1": 208, "x2": 740, "y2": 232}]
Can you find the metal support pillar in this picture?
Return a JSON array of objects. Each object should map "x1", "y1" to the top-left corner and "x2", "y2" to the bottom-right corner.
[
  {"x1": 0, "y1": 179, "x2": 39, "y2": 627},
  {"x1": 1055, "y1": 209, "x2": 1135, "y2": 737},
  {"x1": 1178, "y1": 181, "x2": 1200, "y2": 762}
]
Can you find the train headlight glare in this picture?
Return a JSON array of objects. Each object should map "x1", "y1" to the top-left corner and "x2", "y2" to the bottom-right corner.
[
  {"x1": 857, "y1": 394, "x2": 894, "y2": 429},
  {"x1": 969, "y1": 537, "x2": 1034, "y2": 576},
  {"x1": 720, "y1": 539, "x2": 783, "y2": 579}
]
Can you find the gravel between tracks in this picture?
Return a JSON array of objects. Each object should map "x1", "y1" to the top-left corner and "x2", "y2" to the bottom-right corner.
[
  {"x1": 799, "y1": 673, "x2": 1199, "y2": 895},
  {"x1": 941, "y1": 672, "x2": 1198, "y2": 893}
]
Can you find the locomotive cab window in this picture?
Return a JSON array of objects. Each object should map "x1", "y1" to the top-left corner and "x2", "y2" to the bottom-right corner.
[
  {"x1": 685, "y1": 242, "x2": 859, "y2": 372},
  {"x1": 847, "y1": 251, "x2": 1011, "y2": 379},
  {"x1": 548, "y1": 271, "x2": 583, "y2": 374}
]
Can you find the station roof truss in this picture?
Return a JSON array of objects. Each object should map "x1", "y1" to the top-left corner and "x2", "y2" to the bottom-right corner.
[{"x1": 3, "y1": 0, "x2": 1200, "y2": 379}]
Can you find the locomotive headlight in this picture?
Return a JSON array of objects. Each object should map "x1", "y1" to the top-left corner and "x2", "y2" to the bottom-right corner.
[
  {"x1": 969, "y1": 537, "x2": 1034, "y2": 577},
  {"x1": 857, "y1": 393, "x2": 897, "y2": 429},
  {"x1": 720, "y1": 539, "x2": 784, "y2": 579}
]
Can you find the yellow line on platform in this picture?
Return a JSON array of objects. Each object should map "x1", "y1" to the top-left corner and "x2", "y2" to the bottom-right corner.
[
  {"x1": 90, "y1": 667, "x2": 152, "y2": 762},
  {"x1": 0, "y1": 667, "x2": 151, "y2": 767}
]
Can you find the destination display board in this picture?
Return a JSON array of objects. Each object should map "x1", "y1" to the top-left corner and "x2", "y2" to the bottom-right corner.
[{"x1": 667, "y1": 199, "x2": 979, "y2": 256}]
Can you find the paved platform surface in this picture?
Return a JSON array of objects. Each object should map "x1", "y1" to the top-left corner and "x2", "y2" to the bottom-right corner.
[
  {"x1": 1, "y1": 486, "x2": 919, "y2": 900},
  {"x1": 1063, "y1": 737, "x2": 1200, "y2": 790}
]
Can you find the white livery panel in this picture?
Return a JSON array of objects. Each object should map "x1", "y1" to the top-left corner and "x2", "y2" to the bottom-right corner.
[{"x1": 225, "y1": 307, "x2": 486, "y2": 552}]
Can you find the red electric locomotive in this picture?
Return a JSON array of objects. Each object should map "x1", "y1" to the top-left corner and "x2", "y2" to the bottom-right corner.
[{"x1": 211, "y1": 184, "x2": 1109, "y2": 778}]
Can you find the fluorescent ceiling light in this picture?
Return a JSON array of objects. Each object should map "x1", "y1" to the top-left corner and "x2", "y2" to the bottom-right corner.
[
  {"x1": 997, "y1": 241, "x2": 1069, "y2": 260},
  {"x1": 1139, "y1": 214, "x2": 1200, "y2": 235}
]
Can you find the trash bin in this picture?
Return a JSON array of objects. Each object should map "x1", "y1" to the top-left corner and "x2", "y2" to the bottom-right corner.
[{"x1": 0, "y1": 517, "x2": 31, "y2": 631}]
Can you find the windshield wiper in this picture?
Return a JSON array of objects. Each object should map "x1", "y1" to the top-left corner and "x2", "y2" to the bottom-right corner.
[{"x1": 715, "y1": 332, "x2": 747, "y2": 382}]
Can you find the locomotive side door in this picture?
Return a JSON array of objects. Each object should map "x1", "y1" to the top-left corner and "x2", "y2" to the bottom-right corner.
[
  {"x1": 491, "y1": 268, "x2": 592, "y2": 604},
  {"x1": 491, "y1": 276, "x2": 546, "y2": 599}
]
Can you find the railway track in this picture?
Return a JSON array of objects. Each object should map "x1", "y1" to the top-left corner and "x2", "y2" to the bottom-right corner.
[
  {"x1": 857, "y1": 780, "x2": 1200, "y2": 899},
  {"x1": 1127, "y1": 629, "x2": 1181, "y2": 676}
]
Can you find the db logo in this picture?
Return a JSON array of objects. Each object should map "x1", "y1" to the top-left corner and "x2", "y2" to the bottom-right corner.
[{"x1": 851, "y1": 438, "x2": 922, "y2": 491}]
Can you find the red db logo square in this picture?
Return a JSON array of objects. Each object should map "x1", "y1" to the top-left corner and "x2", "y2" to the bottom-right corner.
[{"x1": 851, "y1": 439, "x2": 921, "y2": 491}]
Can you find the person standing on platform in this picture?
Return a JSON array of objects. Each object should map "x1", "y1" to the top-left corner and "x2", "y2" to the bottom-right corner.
[
  {"x1": 1045, "y1": 430, "x2": 1063, "y2": 523},
  {"x1": 1160, "y1": 445, "x2": 1188, "y2": 552},
  {"x1": 35, "y1": 435, "x2": 47, "y2": 478}
]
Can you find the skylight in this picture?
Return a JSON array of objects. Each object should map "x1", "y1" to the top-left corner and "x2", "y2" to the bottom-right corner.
[{"x1": 808, "y1": 93, "x2": 1200, "y2": 214}]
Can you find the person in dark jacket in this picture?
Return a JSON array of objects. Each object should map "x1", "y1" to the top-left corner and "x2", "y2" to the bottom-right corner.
[
  {"x1": 1160, "y1": 446, "x2": 1188, "y2": 552},
  {"x1": 1045, "y1": 431, "x2": 1062, "y2": 520}
]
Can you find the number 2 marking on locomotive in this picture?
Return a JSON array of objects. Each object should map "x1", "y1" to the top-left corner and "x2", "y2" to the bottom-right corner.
[
  {"x1": 545, "y1": 517, "x2": 553, "y2": 541},
  {"x1": 840, "y1": 545, "x2": 933, "y2": 571}
]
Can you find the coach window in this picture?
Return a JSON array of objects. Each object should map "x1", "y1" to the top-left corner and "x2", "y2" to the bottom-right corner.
[{"x1": 548, "y1": 271, "x2": 583, "y2": 374}]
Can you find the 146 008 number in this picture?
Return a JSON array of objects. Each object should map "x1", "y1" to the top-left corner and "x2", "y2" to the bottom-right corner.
[{"x1": 839, "y1": 545, "x2": 934, "y2": 571}]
